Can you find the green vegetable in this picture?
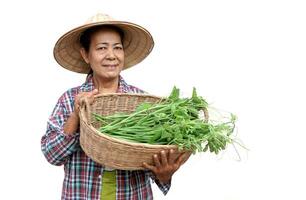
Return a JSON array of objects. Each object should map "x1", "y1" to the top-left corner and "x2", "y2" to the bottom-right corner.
[{"x1": 93, "y1": 86, "x2": 238, "y2": 154}]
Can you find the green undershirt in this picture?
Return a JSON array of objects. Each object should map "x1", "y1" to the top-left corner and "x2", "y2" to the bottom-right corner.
[{"x1": 100, "y1": 171, "x2": 116, "y2": 200}]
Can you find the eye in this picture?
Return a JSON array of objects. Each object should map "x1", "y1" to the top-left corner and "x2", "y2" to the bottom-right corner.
[
  {"x1": 97, "y1": 46, "x2": 107, "y2": 50},
  {"x1": 114, "y1": 46, "x2": 123, "y2": 50}
]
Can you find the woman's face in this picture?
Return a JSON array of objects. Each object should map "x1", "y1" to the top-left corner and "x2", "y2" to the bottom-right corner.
[{"x1": 81, "y1": 27, "x2": 124, "y2": 81}]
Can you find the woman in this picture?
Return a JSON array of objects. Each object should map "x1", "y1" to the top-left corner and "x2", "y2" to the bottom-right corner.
[{"x1": 41, "y1": 13, "x2": 189, "y2": 200}]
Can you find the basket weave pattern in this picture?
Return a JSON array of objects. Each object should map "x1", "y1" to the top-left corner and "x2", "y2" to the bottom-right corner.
[{"x1": 79, "y1": 93, "x2": 188, "y2": 170}]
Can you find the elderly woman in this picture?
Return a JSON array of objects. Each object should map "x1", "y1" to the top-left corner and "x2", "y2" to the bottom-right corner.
[{"x1": 41, "y1": 13, "x2": 188, "y2": 200}]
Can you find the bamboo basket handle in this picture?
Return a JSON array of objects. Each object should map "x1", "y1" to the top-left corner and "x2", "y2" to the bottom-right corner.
[{"x1": 79, "y1": 96, "x2": 91, "y2": 125}]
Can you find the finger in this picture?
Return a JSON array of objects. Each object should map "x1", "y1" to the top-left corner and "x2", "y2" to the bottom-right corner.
[
  {"x1": 143, "y1": 162, "x2": 156, "y2": 172},
  {"x1": 75, "y1": 93, "x2": 83, "y2": 103},
  {"x1": 78, "y1": 96, "x2": 86, "y2": 105},
  {"x1": 81, "y1": 89, "x2": 97, "y2": 105},
  {"x1": 153, "y1": 154, "x2": 161, "y2": 167},
  {"x1": 180, "y1": 152, "x2": 191, "y2": 166},
  {"x1": 160, "y1": 150, "x2": 168, "y2": 166},
  {"x1": 176, "y1": 152, "x2": 189, "y2": 166},
  {"x1": 168, "y1": 149, "x2": 176, "y2": 165},
  {"x1": 75, "y1": 95, "x2": 84, "y2": 110},
  {"x1": 75, "y1": 104, "x2": 80, "y2": 112},
  {"x1": 88, "y1": 91, "x2": 97, "y2": 104},
  {"x1": 91, "y1": 89, "x2": 99, "y2": 95},
  {"x1": 185, "y1": 151, "x2": 192, "y2": 159}
]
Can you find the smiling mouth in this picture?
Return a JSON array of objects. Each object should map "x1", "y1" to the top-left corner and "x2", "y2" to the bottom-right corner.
[{"x1": 103, "y1": 64, "x2": 118, "y2": 68}]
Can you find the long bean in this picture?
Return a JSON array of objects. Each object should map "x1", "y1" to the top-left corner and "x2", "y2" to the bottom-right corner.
[{"x1": 93, "y1": 87, "x2": 238, "y2": 154}]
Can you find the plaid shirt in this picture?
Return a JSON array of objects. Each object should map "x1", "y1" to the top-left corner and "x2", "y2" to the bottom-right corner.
[{"x1": 41, "y1": 75, "x2": 171, "y2": 200}]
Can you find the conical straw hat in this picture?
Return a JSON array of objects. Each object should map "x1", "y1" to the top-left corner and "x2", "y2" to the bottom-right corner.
[{"x1": 54, "y1": 13, "x2": 154, "y2": 74}]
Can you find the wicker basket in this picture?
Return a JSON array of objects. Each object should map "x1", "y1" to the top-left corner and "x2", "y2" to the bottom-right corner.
[{"x1": 79, "y1": 93, "x2": 207, "y2": 170}]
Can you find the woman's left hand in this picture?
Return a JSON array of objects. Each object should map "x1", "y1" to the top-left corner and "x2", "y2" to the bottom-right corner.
[{"x1": 143, "y1": 149, "x2": 191, "y2": 184}]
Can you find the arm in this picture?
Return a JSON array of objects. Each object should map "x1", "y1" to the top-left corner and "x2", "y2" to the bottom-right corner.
[
  {"x1": 41, "y1": 89, "x2": 99, "y2": 166},
  {"x1": 147, "y1": 170, "x2": 171, "y2": 195},
  {"x1": 41, "y1": 99, "x2": 80, "y2": 166}
]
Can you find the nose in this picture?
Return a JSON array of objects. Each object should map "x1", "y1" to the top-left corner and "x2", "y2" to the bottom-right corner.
[{"x1": 106, "y1": 49, "x2": 115, "y2": 60}]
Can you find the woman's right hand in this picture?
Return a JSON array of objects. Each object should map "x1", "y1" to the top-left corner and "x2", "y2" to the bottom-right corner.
[
  {"x1": 74, "y1": 89, "x2": 99, "y2": 115},
  {"x1": 64, "y1": 89, "x2": 99, "y2": 135}
]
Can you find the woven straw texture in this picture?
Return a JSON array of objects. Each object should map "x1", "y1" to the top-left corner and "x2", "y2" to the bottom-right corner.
[
  {"x1": 79, "y1": 93, "x2": 190, "y2": 170},
  {"x1": 54, "y1": 13, "x2": 154, "y2": 74}
]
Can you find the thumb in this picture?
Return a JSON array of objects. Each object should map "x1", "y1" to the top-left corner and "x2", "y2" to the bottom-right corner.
[
  {"x1": 88, "y1": 89, "x2": 98, "y2": 105},
  {"x1": 92, "y1": 89, "x2": 99, "y2": 95}
]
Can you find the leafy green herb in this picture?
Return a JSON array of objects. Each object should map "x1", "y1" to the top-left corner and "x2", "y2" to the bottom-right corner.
[{"x1": 94, "y1": 86, "x2": 238, "y2": 154}]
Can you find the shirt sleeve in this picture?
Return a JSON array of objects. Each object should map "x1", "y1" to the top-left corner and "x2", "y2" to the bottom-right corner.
[
  {"x1": 41, "y1": 95, "x2": 80, "y2": 166},
  {"x1": 147, "y1": 171, "x2": 171, "y2": 195}
]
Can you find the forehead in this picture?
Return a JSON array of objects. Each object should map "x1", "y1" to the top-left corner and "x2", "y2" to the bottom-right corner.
[{"x1": 91, "y1": 27, "x2": 122, "y2": 41}]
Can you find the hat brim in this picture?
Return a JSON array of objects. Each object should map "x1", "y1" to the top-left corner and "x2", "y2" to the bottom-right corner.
[{"x1": 54, "y1": 21, "x2": 154, "y2": 74}]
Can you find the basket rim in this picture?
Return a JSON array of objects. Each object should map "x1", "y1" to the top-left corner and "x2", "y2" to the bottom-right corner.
[
  {"x1": 92, "y1": 92, "x2": 166, "y2": 100},
  {"x1": 79, "y1": 93, "x2": 180, "y2": 149}
]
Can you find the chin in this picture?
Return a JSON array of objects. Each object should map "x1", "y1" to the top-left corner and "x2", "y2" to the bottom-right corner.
[
  {"x1": 95, "y1": 69, "x2": 121, "y2": 80},
  {"x1": 103, "y1": 73, "x2": 120, "y2": 80}
]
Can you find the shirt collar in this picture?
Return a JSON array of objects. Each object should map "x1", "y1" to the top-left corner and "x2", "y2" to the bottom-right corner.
[{"x1": 80, "y1": 74, "x2": 129, "y2": 93}]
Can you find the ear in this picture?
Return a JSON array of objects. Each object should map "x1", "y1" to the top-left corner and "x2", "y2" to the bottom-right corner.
[{"x1": 80, "y1": 48, "x2": 90, "y2": 64}]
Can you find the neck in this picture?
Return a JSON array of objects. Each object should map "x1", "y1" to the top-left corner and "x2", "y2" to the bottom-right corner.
[{"x1": 93, "y1": 74, "x2": 119, "y2": 94}]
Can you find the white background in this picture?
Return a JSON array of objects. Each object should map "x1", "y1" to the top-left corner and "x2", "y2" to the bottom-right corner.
[{"x1": 0, "y1": 0, "x2": 305, "y2": 199}]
